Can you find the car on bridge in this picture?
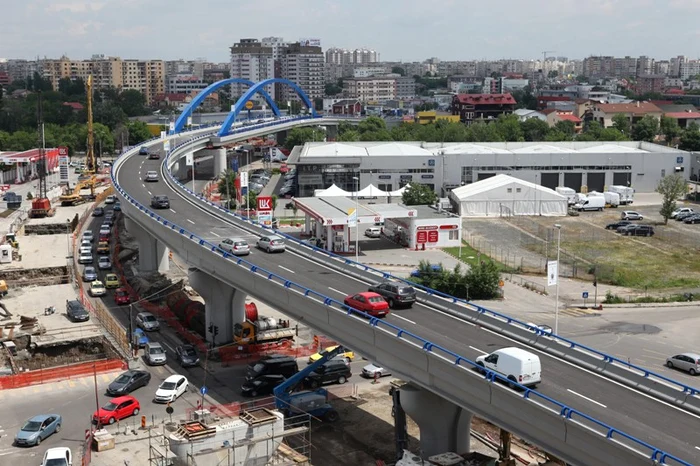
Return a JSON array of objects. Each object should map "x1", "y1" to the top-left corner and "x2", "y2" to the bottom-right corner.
[
  {"x1": 344, "y1": 292, "x2": 390, "y2": 317},
  {"x1": 257, "y1": 235, "x2": 285, "y2": 253},
  {"x1": 368, "y1": 281, "x2": 417, "y2": 308},
  {"x1": 148, "y1": 152, "x2": 160, "y2": 160},
  {"x1": 138, "y1": 147, "x2": 149, "y2": 156},
  {"x1": 151, "y1": 195, "x2": 170, "y2": 209},
  {"x1": 144, "y1": 171, "x2": 159, "y2": 182},
  {"x1": 475, "y1": 347, "x2": 541, "y2": 389},
  {"x1": 219, "y1": 237, "x2": 250, "y2": 256}
]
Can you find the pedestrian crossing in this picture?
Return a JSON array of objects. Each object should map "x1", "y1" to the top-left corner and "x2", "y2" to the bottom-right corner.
[
  {"x1": 0, "y1": 373, "x2": 116, "y2": 400},
  {"x1": 561, "y1": 307, "x2": 602, "y2": 318}
]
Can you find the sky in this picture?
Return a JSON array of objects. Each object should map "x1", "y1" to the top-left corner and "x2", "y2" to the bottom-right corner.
[{"x1": 2, "y1": 0, "x2": 700, "y2": 63}]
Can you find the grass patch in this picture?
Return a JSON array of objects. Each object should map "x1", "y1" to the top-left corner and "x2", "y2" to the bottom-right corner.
[
  {"x1": 443, "y1": 241, "x2": 513, "y2": 271},
  {"x1": 277, "y1": 218, "x2": 305, "y2": 225},
  {"x1": 603, "y1": 290, "x2": 696, "y2": 304}
]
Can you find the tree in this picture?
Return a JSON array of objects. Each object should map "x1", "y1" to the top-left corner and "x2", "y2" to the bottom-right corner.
[
  {"x1": 631, "y1": 115, "x2": 659, "y2": 142},
  {"x1": 679, "y1": 122, "x2": 700, "y2": 151},
  {"x1": 659, "y1": 116, "x2": 680, "y2": 144},
  {"x1": 553, "y1": 120, "x2": 576, "y2": 138},
  {"x1": 402, "y1": 183, "x2": 438, "y2": 206},
  {"x1": 548, "y1": 70, "x2": 559, "y2": 79},
  {"x1": 465, "y1": 122, "x2": 503, "y2": 142},
  {"x1": 118, "y1": 89, "x2": 147, "y2": 117},
  {"x1": 510, "y1": 88, "x2": 537, "y2": 110},
  {"x1": 284, "y1": 127, "x2": 325, "y2": 150},
  {"x1": 218, "y1": 169, "x2": 237, "y2": 201},
  {"x1": 337, "y1": 130, "x2": 360, "y2": 142},
  {"x1": 465, "y1": 259, "x2": 501, "y2": 300},
  {"x1": 324, "y1": 82, "x2": 342, "y2": 96},
  {"x1": 521, "y1": 118, "x2": 550, "y2": 141},
  {"x1": 583, "y1": 120, "x2": 603, "y2": 139},
  {"x1": 493, "y1": 114, "x2": 523, "y2": 142},
  {"x1": 656, "y1": 174, "x2": 687, "y2": 224},
  {"x1": 357, "y1": 116, "x2": 387, "y2": 134},
  {"x1": 126, "y1": 120, "x2": 151, "y2": 145},
  {"x1": 611, "y1": 113, "x2": 631, "y2": 135},
  {"x1": 391, "y1": 66, "x2": 405, "y2": 76},
  {"x1": 598, "y1": 127, "x2": 628, "y2": 141}
]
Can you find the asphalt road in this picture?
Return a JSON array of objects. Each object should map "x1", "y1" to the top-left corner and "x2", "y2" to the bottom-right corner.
[{"x1": 114, "y1": 144, "x2": 700, "y2": 463}]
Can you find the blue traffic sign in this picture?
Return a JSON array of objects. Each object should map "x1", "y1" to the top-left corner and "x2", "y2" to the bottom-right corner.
[
  {"x1": 582, "y1": 291, "x2": 589, "y2": 299},
  {"x1": 200, "y1": 386, "x2": 208, "y2": 396}
]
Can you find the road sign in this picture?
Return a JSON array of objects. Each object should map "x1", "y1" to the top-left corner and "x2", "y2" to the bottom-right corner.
[
  {"x1": 245, "y1": 101, "x2": 254, "y2": 110},
  {"x1": 166, "y1": 405, "x2": 174, "y2": 415},
  {"x1": 185, "y1": 152, "x2": 193, "y2": 166},
  {"x1": 582, "y1": 291, "x2": 589, "y2": 299},
  {"x1": 240, "y1": 171, "x2": 248, "y2": 188},
  {"x1": 200, "y1": 386, "x2": 208, "y2": 396},
  {"x1": 498, "y1": 280, "x2": 505, "y2": 288},
  {"x1": 169, "y1": 122, "x2": 175, "y2": 132},
  {"x1": 257, "y1": 196, "x2": 272, "y2": 211},
  {"x1": 347, "y1": 208, "x2": 357, "y2": 228}
]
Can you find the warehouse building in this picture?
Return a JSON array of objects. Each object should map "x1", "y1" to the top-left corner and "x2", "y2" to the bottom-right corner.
[{"x1": 286, "y1": 141, "x2": 690, "y2": 197}]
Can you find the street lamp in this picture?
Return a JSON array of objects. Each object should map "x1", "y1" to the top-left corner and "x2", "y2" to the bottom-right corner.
[
  {"x1": 244, "y1": 149, "x2": 250, "y2": 220},
  {"x1": 353, "y1": 176, "x2": 359, "y2": 263},
  {"x1": 553, "y1": 224, "x2": 562, "y2": 335}
]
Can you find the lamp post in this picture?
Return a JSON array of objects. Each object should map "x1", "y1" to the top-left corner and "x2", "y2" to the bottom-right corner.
[
  {"x1": 553, "y1": 224, "x2": 562, "y2": 335},
  {"x1": 353, "y1": 176, "x2": 359, "y2": 263},
  {"x1": 128, "y1": 303, "x2": 134, "y2": 356},
  {"x1": 245, "y1": 150, "x2": 250, "y2": 220}
]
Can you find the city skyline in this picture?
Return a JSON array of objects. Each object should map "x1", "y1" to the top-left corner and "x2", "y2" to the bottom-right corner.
[{"x1": 2, "y1": 0, "x2": 700, "y2": 62}]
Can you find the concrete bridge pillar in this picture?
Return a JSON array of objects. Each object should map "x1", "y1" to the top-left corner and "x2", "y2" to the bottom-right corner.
[
  {"x1": 173, "y1": 159, "x2": 188, "y2": 180},
  {"x1": 188, "y1": 268, "x2": 246, "y2": 345},
  {"x1": 326, "y1": 125, "x2": 338, "y2": 141},
  {"x1": 399, "y1": 383, "x2": 472, "y2": 457},
  {"x1": 212, "y1": 148, "x2": 227, "y2": 177},
  {"x1": 123, "y1": 216, "x2": 170, "y2": 274}
]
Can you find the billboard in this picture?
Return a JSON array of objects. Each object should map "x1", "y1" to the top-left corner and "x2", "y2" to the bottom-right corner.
[{"x1": 299, "y1": 38, "x2": 321, "y2": 47}]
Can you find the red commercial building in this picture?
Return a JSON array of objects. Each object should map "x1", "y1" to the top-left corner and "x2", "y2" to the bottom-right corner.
[
  {"x1": 331, "y1": 99, "x2": 362, "y2": 116},
  {"x1": 451, "y1": 93, "x2": 516, "y2": 125}
]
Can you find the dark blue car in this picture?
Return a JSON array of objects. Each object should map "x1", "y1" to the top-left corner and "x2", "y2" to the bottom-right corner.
[
  {"x1": 410, "y1": 264, "x2": 443, "y2": 278},
  {"x1": 138, "y1": 147, "x2": 149, "y2": 155}
]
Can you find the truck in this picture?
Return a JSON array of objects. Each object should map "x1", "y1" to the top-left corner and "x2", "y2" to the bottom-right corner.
[
  {"x1": 608, "y1": 185, "x2": 634, "y2": 205},
  {"x1": 574, "y1": 196, "x2": 605, "y2": 211},
  {"x1": 555, "y1": 187, "x2": 576, "y2": 205},
  {"x1": 603, "y1": 191, "x2": 620, "y2": 208},
  {"x1": 233, "y1": 316, "x2": 296, "y2": 345}
]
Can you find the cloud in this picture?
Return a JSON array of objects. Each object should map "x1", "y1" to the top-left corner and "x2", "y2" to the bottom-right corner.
[
  {"x1": 47, "y1": 2, "x2": 107, "y2": 13},
  {"x1": 112, "y1": 25, "x2": 148, "y2": 38},
  {"x1": 62, "y1": 20, "x2": 104, "y2": 37}
]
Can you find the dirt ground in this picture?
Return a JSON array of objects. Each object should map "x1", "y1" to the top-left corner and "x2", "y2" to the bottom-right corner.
[{"x1": 13, "y1": 336, "x2": 119, "y2": 371}]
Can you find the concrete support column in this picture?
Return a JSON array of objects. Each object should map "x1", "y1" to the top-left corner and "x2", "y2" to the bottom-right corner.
[
  {"x1": 188, "y1": 268, "x2": 246, "y2": 345},
  {"x1": 175, "y1": 159, "x2": 188, "y2": 180},
  {"x1": 123, "y1": 216, "x2": 169, "y2": 274},
  {"x1": 304, "y1": 213, "x2": 311, "y2": 236},
  {"x1": 326, "y1": 125, "x2": 338, "y2": 141},
  {"x1": 212, "y1": 148, "x2": 227, "y2": 178},
  {"x1": 399, "y1": 383, "x2": 472, "y2": 457}
]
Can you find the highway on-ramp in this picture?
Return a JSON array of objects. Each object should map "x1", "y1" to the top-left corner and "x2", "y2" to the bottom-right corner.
[{"x1": 116, "y1": 144, "x2": 700, "y2": 464}]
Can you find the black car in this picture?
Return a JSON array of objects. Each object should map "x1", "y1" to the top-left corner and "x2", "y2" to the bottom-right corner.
[
  {"x1": 368, "y1": 281, "x2": 417, "y2": 308},
  {"x1": 624, "y1": 225, "x2": 655, "y2": 237},
  {"x1": 246, "y1": 355, "x2": 298, "y2": 381},
  {"x1": 675, "y1": 212, "x2": 695, "y2": 221},
  {"x1": 304, "y1": 359, "x2": 351, "y2": 389},
  {"x1": 683, "y1": 214, "x2": 700, "y2": 224},
  {"x1": 92, "y1": 207, "x2": 105, "y2": 217},
  {"x1": 151, "y1": 195, "x2": 170, "y2": 209},
  {"x1": 616, "y1": 224, "x2": 637, "y2": 234},
  {"x1": 605, "y1": 220, "x2": 630, "y2": 230},
  {"x1": 103, "y1": 216, "x2": 114, "y2": 226},
  {"x1": 106, "y1": 370, "x2": 151, "y2": 395},
  {"x1": 148, "y1": 152, "x2": 160, "y2": 160},
  {"x1": 66, "y1": 300, "x2": 90, "y2": 322},
  {"x1": 241, "y1": 374, "x2": 285, "y2": 397},
  {"x1": 176, "y1": 344, "x2": 200, "y2": 367}
]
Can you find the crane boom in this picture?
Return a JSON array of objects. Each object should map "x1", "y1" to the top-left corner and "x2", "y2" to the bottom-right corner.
[{"x1": 85, "y1": 75, "x2": 95, "y2": 175}]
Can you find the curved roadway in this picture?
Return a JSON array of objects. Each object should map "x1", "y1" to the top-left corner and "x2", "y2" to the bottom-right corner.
[{"x1": 116, "y1": 142, "x2": 700, "y2": 464}]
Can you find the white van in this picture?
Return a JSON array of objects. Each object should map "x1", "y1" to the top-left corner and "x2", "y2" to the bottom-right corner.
[
  {"x1": 574, "y1": 196, "x2": 605, "y2": 212},
  {"x1": 476, "y1": 347, "x2": 542, "y2": 388}
]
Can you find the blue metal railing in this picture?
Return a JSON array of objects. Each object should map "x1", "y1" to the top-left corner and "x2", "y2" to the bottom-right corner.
[{"x1": 111, "y1": 119, "x2": 693, "y2": 466}]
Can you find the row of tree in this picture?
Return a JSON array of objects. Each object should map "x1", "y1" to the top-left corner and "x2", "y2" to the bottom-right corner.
[{"x1": 411, "y1": 260, "x2": 501, "y2": 300}]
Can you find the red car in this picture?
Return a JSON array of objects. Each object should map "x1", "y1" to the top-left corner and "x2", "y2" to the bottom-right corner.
[
  {"x1": 99, "y1": 233, "x2": 110, "y2": 243},
  {"x1": 93, "y1": 395, "x2": 140, "y2": 425},
  {"x1": 344, "y1": 292, "x2": 390, "y2": 317},
  {"x1": 114, "y1": 287, "x2": 131, "y2": 305}
]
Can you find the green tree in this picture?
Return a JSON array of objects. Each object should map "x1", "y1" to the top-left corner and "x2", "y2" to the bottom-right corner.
[
  {"x1": 547, "y1": 70, "x2": 559, "y2": 79},
  {"x1": 0, "y1": 130, "x2": 9, "y2": 150},
  {"x1": 679, "y1": 122, "x2": 700, "y2": 151},
  {"x1": 6, "y1": 130, "x2": 37, "y2": 150},
  {"x1": 357, "y1": 116, "x2": 387, "y2": 134},
  {"x1": 465, "y1": 259, "x2": 501, "y2": 299},
  {"x1": 94, "y1": 101, "x2": 128, "y2": 130},
  {"x1": 631, "y1": 115, "x2": 659, "y2": 142},
  {"x1": 92, "y1": 122, "x2": 115, "y2": 155},
  {"x1": 553, "y1": 120, "x2": 576, "y2": 138},
  {"x1": 545, "y1": 129, "x2": 569, "y2": 141},
  {"x1": 510, "y1": 88, "x2": 537, "y2": 110},
  {"x1": 598, "y1": 127, "x2": 628, "y2": 141},
  {"x1": 465, "y1": 122, "x2": 503, "y2": 142},
  {"x1": 283, "y1": 127, "x2": 325, "y2": 150},
  {"x1": 324, "y1": 82, "x2": 342, "y2": 96},
  {"x1": 659, "y1": 115, "x2": 680, "y2": 144},
  {"x1": 656, "y1": 174, "x2": 687, "y2": 224},
  {"x1": 583, "y1": 120, "x2": 603, "y2": 139},
  {"x1": 126, "y1": 120, "x2": 151, "y2": 145},
  {"x1": 391, "y1": 66, "x2": 405, "y2": 76},
  {"x1": 218, "y1": 169, "x2": 237, "y2": 201},
  {"x1": 493, "y1": 114, "x2": 523, "y2": 141},
  {"x1": 521, "y1": 118, "x2": 550, "y2": 141},
  {"x1": 337, "y1": 130, "x2": 360, "y2": 142},
  {"x1": 401, "y1": 183, "x2": 438, "y2": 206},
  {"x1": 611, "y1": 113, "x2": 631, "y2": 135},
  {"x1": 118, "y1": 89, "x2": 147, "y2": 117}
]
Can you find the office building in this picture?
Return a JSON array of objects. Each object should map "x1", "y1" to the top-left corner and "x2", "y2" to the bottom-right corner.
[{"x1": 281, "y1": 42, "x2": 324, "y2": 103}]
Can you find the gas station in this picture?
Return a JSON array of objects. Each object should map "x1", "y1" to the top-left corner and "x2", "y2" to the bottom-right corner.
[{"x1": 0, "y1": 148, "x2": 60, "y2": 184}]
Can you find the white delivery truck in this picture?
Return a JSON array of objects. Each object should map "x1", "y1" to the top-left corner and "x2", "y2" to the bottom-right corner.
[
  {"x1": 574, "y1": 196, "x2": 605, "y2": 211},
  {"x1": 555, "y1": 186, "x2": 577, "y2": 205},
  {"x1": 603, "y1": 191, "x2": 620, "y2": 207},
  {"x1": 609, "y1": 185, "x2": 634, "y2": 205}
]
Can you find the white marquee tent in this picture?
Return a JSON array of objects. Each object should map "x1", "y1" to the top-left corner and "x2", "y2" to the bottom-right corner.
[
  {"x1": 449, "y1": 174, "x2": 567, "y2": 217},
  {"x1": 314, "y1": 184, "x2": 352, "y2": 197}
]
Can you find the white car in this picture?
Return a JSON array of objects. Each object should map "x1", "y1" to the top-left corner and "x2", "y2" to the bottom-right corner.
[
  {"x1": 105, "y1": 195, "x2": 116, "y2": 204},
  {"x1": 257, "y1": 235, "x2": 285, "y2": 253},
  {"x1": 99, "y1": 225, "x2": 111, "y2": 236},
  {"x1": 671, "y1": 207, "x2": 694, "y2": 219},
  {"x1": 82, "y1": 231, "x2": 94, "y2": 242},
  {"x1": 78, "y1": 251, "x2": 93, "y2": 264},
  {"x1": 144, "y1": 171, "x2": 159, "y2": 182},
  {"x1": 361, "y1": 363, "x2": 391, "y2": 379},
  {"x1": 41, "y1": 447, "x2": 72, "y2": 466},
  {"x1": 219, "y1": 238, "x2": 250, "y2": 256},
  {"x1": 80, "y1": 239, "x2": 92, "y2": 250},
  {"x1": 364, "y1": 227, "x2": 381, "y2": 238},
  {"x1": 89, "y1": 281, "x2": 107, "y2": 297},
  {"x1": 154, "y1": 374, "x2": 188, "y2": 403},
  {"x1": 79, "y1": 246, "x2": 92, "y2": 256}
]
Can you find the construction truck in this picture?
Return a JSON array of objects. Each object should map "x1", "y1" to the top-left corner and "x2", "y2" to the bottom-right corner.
[
  {"x1": 59, "y1": 177, "x2": 97, "y2": 206},
  {"x1": 233, "y1": 316, "x2": 296, "y2": 345}
]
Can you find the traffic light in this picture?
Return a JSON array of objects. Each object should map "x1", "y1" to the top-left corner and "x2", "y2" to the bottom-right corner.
[
  {"x1": 213, "y1": 325, "x2": 219, "y2": 336},
  {"x1": 208, "y1": 323, "x2": 214, "y2": 334}
]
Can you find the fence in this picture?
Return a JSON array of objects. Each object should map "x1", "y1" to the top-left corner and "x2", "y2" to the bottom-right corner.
[
  {"x1": 0, "y1": 358, "x2": 126, "y2": 389},
  {"x1": 218, "y1": 335, "x2": 336, "y2": 366}
]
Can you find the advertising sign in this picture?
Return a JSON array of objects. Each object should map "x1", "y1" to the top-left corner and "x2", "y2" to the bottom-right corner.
[
  {"x1": 59, "y1": 155, "x2": 70, "y2": 182},
  {"x1": 160, "y1": 131, "x2": 166, "y2": 139},
  {"x1": 164, "y1": 140, "x2": 171, "y2": 152},
  {"x1": 187, "y1": 116, "x2": 192, "y2": 126},
  {"x1": 257, "y1": 196, "x2": 272, "y2": 211},
  {"x1": 347, "y1": 208, "x2": 357, "y2": 228},
  {"x1": 169, "y1": 122, "x2": 175, "y2": 132},
  {"x1": 240, "y1": 171, "x2": 249, "y2": 188},
  {"x1": 547, "y1": 261, "x2": 558, "y2": 286},
  {"x1": 299, "y1": 38, "x2": 321, "y2": 47},
  {"x1": 185, "y1": 153, "x2": 193, "y2": 166},
  {"x1": 427, "y1": 230, "x2": 439, "y2": 243},
  {"x1": 245, "y1": 101, "x2": 254, "y2": 110},
  {"x1": 416, "y1": 231, "x2": 427, "y2": 244}
]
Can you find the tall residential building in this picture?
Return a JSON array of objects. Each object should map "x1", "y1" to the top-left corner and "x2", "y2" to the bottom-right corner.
[
  {"x1": 680, "y1": 60, "x2": 700, "y2": 80},
  {"x1": 281, "y1": 42, "x2": 324, "y2": 103},
  {"x1": 3, "y1": 59, "x2": 40, "y2": 82},
  {"x1": 582, "y1": 56, "x2": 615, "y2": 79},
  {"x1": 229, "y1": 39, "x2": 275, "y2": 100},
  {"x1": 636, "y1": 56, "x2": 654, "y2": 76},
  {"x1": 325, "y1": 47, "x2": 379, "y2": 65},
  {"x1": 261, "y1": 37, "x2": 288, "y2": 102},
  {"x1": 166, "y1": 75, "x2": 208, "y2": 94},
  {"x1": 165, "y1": 60, "x2": 205, "y2": 79}
]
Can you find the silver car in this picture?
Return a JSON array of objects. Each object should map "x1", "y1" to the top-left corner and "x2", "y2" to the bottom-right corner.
[
  {"x1": 136, "y1": 312, "x2": 160, "y2": 331},
  {"x1": 145, "y1": 342, "x2": 167, "y2": 366},
  {"x1": 98, "y1": 256, "x2": 112, "y2": 270},
  {"x1": 257, "y1": 235, "x2": 285, "y2": 253},
  {"x1": 144, "y1": 171, "x2": 159, "y2": 182},
  {"x1": 666, "y1": 353, "x2": 700, "y2": 375},
  {"x1": 219, "y1": 238, "x2": 250, "y2": 256}
]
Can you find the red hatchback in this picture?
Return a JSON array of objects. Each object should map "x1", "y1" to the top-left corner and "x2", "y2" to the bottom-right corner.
[
  {"x1": 344, "y1": 292, "x2": 390, "y2": 317},
  {"x1": 114, "y1": 287, "x2": 131, "y2": 305},
  {"x1": 93, "y1": 395, "x2": 140, "y2": 425}
]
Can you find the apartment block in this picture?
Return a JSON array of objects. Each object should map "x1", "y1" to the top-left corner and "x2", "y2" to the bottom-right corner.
[
  {"x1": 229, "y1": 39, "x2": 275, "y2": 100},
  {"x1": 281, "y1": 42, "x2": 324, "y2": 103},
  {"x1": 166, "y1": 75, "x2": 208, "y2": 94},
  {"x1": 325, "y1": 47, "x2": 378, "y2": 65},
  {"x1": 636, "y1": 74, "x2": 666, "y2": 94}
]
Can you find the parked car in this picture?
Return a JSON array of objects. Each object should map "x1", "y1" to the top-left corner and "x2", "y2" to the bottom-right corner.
[
  {"x1": 257, "y1": 235, "x2": 285, "y2": 253},
  {"x1": 475, "y1": 347, "x2": 542, "y2": 388},
  {"x1": 107, "y1": 370, "x2": 151, "y2": 395},
  {"x1": 368, "y1": 281, "x2": 417, "y2": 308},
  {"x1": 145, "y1": 342, "x2": 167, "y2": 366},
  {"x1": 616, "y1": 224, "x2": 638, "y2": 234},
  {"x1": 151, "y1": 195, "x2": 170, "y2": 209},
  {"x1": 14, "y1": 414, "x2": 62, "y2": 446},
  {"x1": 246, "y1": 355, "x2": 299, "y2": 381},
  {"x1": 132, "y1": 328, "x2": 149, "y2": 347},
  {"x1": 344, "y1": 292, "x2": 390, "y2": 317},
  {"x1": 114, "y1": 287, "x2": 131, "y2": 305},
  {"x1": 144, "y1": 171, "x2": 159, "y2": 182},
  {"x1": 621, "y1": 211, "x2": 643, "y2": 220},
  {"x1": 41, "y1": 447, "x2": 72, "y2": 466},
  {"x1": 308, "y1": 345, "x2": 355, "y2": 364},
  {"x1": 93, "y1": 396, "x2": 140, "y2": 425},
  {"x1": 665, "y1": 353, "x2": 700, "y2": 375},
  {"x1": 361, "y1": 363, "x2": 391, "y2": 379},
  {"x1": 675, "y1": 211, "x2": 695, "y2": 221},
  {"x1": 89, "y1": 281, "x2": 107, "y2": 297},
  {"x1": 683, "y1": 214, "x2": 700, "y2": 224},
  {"x1": 304, "y1": 359, "x2": 351, "y2": 389},
  {"x1": 605, "y1": 220, "x2": 630, "y2": 230},
  {"x1": 410, "y1": 264, "x2": 443, "y2": 278},
  {"x1": 82, "y1": 266, "x2": 97, "y2": 282},
  {"x1": 241, "y1": 374, "x2": 285, "y2": 397},
  {"x1": 92, "y1": 207, "x2": 104, "y2": 217},
  {"x1": 176, "y1": 344, "x2": 200, "y2": 367},
  {"x1": 623, "y1": 225, "x2": 655, "y2": 237},
  {"x1": 219, "y1": 237, "x2": 250, "y2": 256},
  {"x1": 98, "y1": 256, "x2": 112, "y2": 270},
  {"x1": 136, "y1": 312, "x2": 160, "y2": 331},
  {"x1": 82, "y1": 231, "x2": 94, "y2": 242},
  {"x1": 154, "y1": 375, "x2": 188, "y2": 403},
  {"x1": 364, "y1": 227, "x2": 381, "y2": 238},
  {"x1": 104, "y1": 273, "x2": 120, "y2": 288},
  {"x1": 66, "y1": 300, "x2": 89, "y2": 322},
  {"x1": 671, "y1": 207, "x2": 694, "y2": 219}
]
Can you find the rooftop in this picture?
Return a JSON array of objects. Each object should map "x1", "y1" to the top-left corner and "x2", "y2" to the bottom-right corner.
[
  {"x1": 594, "y1": 102, "x2": 662, "y2": 114},
  {"x1": 665, "y1": 112, "x2": 700, "y2": 119},
  {"x1": 453, "y1": 93, "x2": 516, "y2": 105},
  {"x1": 557, "y1": 114, "x2": 582, "y2": 123}
]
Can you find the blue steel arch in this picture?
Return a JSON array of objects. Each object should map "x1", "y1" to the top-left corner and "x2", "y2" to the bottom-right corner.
[
  {"x1": 171, "y1": 78, "x2": 281, "y2": 134},
  {"x1": 217, "y1": 78, "x2": 319, "y2": 137}
]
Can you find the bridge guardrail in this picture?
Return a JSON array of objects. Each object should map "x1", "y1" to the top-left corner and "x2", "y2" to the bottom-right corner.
[{"x1": 114, "y1": 122, "x2": 693, "y2": 466}]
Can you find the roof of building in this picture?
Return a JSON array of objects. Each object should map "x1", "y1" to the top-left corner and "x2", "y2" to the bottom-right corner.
[
  {"x1": 538, "y1": 96, "x2": 572, "y2": 102},
  {"x1": 595, "y1": 102, "x2": 662, "y2": 114},
  {"x1": 453, "y1": 93, "x2": 516, "y2": 105},
  {"x1": 450, "y1": 174, "x2": 566, "y2": 201},
  {"x1": 665, "y1": 112, "x2": 700, "y2": 119},
  {"x1": 577, "y1": 144, "x2": 648, "y2": 153},
  {"x1": 513, "y1": 109, "x2": 541, "y2": 116},
  {"x1": 541, "y1": 108, "x2": 558, "y2": 115},
  {"x1": 62, "y1": 102, "x2": 84, "y2": 111},
  {"x1": 666, "y1": 88, "x2": 685, "y2": 95},
  {"x1": 154, "y1": 93, "x2": 189, "y2": 102},
  {"x1": 332, "y1": 99, "x2": 361, "y2": 106},
  {"x1": 657, "y1": 104, "x2": 698, "y2": 113},
  {"x1": 557, "y1": 114, "x2": 582, "y2": 123}
]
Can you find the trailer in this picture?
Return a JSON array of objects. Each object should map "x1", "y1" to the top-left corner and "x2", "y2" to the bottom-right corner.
[
  {"x1": 555, "y1": 187, "x2": 576, "y2": 205},
  {"x1": 608, "y1": 185, "x2": 634, "y2": 205}
]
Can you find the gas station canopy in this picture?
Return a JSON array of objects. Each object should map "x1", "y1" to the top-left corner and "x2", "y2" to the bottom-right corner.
[{"x1": 293, "y1": 197, "x2": 418, "y2": 226}]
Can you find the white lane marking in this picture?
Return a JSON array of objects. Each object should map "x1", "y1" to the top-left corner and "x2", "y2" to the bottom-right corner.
[
  {"x1": 279, "y1": 265, "x2": 295, "y2": 274},
  {"x1": 187, "y1": 219, "x2": 195, "y2": 224},
  {"x1": 147, "y1": 190, "x2": 152, "y2": 196},
  {"x1": 469, "y1": 346, "x2": 488, "y2": 355},
  {"x1": 642, "y1": 348, "x2": 668, "y2": 357},
  {"x1": 567, "y1": 389, "x2": 607, "y2": 408},
  {"x1": 170, "y1": 209, "x2": 177, "y2": 214},
  {"x1": 394, "y1": 314, "x2": 415, "y2": 325},
  {"x1": 162, "y1": 342, "x2": 175, "y2": 353},
  {"x1": 328, "y1": 287, "x2": 346, "y2": 295},
  {"x1": 695, "y1": 446, "x2": 700, "y2": 451},
  {"x1": 142, "y1": 183, "x2": 146, "y2": 188},
  {"x1": 210, "y1": 231, "x2": 220, "y2": 237}
]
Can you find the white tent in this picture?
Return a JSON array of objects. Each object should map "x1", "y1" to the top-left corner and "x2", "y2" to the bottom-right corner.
[
  {"x1": 388, "y1": 184, "x2": 409, "y2": 197},
  {"x1": 357, "y1": 184, "x2": 388, "y2": 197},
  {"x1": 449, "y1": 174, "x2": 567, "y2": 217},
  {"x1": 314, "y1": 184, "x2": 352, "y2": 197}
]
